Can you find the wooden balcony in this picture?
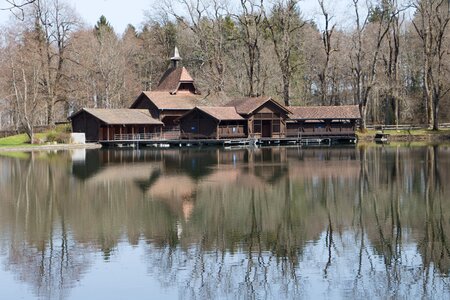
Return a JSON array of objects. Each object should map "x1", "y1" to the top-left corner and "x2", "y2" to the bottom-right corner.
[{"x1": 107, "y1": 130, "x2": 181, "y2": 142}]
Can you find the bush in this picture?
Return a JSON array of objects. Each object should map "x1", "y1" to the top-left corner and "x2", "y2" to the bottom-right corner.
[
  {"x1": 56, "y1": 132, "x2": 70, "y2": 143},
  {"x1": 45, "y1": 131, "x2": 70, "y2": 144},
  {"x1": 46, "y1": 131, "x2": 58, "y2": 143},
  {"x1": 56, "y1": 123, "x2": 72, "y2": 133}
]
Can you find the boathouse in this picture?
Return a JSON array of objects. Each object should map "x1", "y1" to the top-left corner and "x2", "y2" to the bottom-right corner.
[
  {"x1": 286, "y1": 105, "x2": 360, "y2": 138},
  {"x1": 177, "y1": 106, "x2": 247, "y2": 139},
  {"x1": 130, "y1": 48, "x2": 202, "y2": 127},
  {"x1": 69, "y1": 47, "x2": 362, "y2": 145},
  {"x1": 226, "y1": 97, "x2": 291, "y2": 139},
  {"x1": 70, "y1": 108, "x2": 163, "y2": 142}
]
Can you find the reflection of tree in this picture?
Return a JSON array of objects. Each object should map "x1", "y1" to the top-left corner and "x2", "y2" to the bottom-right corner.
[
  {"x1": 357, "y1": 145, "x2": 450, "y2": 296},
  {"x1": 0, "y1": 154, "x2": 91, "y2": 299},
  {"x1": 2, "y1": 146, "x2": 450, "y2": 298},
  {"x1": 419, "y1": 146, "x2": 450, "y2": 277}
]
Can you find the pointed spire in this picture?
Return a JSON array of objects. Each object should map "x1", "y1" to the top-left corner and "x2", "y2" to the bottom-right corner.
[{"x1": 171, "y1": 47, "x2": 182, "y2": 68}]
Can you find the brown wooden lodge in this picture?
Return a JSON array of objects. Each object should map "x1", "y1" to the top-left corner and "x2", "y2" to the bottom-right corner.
[{"x1": 70, "y1": 48, "x2": 361, "y2": 147}]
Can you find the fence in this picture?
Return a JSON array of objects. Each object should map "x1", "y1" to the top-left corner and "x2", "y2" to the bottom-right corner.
[{"x1": 366, "y1": 124, "x2": 450, "y2": 130}]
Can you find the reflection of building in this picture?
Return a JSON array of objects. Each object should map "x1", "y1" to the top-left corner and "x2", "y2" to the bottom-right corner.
[{"x1": 70, "y1": 48, "x2": 361, "y2": 143}]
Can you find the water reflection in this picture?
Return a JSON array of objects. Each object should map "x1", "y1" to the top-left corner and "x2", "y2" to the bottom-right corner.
[{"x1": 1, "y1": 145, "x2": 450, "y2": 298}]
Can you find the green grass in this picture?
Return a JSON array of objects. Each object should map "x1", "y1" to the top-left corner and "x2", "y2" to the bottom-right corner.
[
  {"x1": 0, "y1": 134, "x2": 31, "y2": 147},
  {"x1": 357, "y1": 128, "x2": 450, "y2": 137},
  {"x1": 0, "y1": 125, "x2": 71, "y2": 148},
  {"x1": 0, "y1": 151, "x2": 31, "y2": 159}
]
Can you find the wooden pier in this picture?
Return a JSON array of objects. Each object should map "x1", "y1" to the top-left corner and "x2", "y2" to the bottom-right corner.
[{"x1": 99, "y1": 133, "x2": 356, "y2": 148}]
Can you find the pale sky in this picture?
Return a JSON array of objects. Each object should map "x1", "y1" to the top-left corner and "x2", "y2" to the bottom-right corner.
[{"x1": 0, "y1": 0, "x2": 359, "y2": 34}]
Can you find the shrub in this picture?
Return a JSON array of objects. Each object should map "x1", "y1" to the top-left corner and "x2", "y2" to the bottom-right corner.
[
  {"x1": 46, "y1": 131, "x2": 58, "y2": 143},
  {"x1": 56, "y1": 123, "x2": 72, "y2": 133},
  {"x1": 56, "y1": 132, "x2": 70, "y2": 143}
]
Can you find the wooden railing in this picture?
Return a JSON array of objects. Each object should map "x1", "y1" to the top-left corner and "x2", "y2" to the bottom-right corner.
[
  {"x1": 365, "y1": 124, "x2": 450, "y2": 130},
  {"x1": 365, "y1": 124, "x2": 427, "y2": 130},
  {"x1": 286, "y1": 128, "x2": 355, "y2": 137},
  {"x1": 112, "y1": 130, "x2": 180, "y2": 141},
  {"x1": 179, "y1": 133, "x2": 216, "y2": 139}
]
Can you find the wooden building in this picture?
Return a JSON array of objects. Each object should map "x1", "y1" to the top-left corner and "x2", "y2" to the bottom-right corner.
[
  {"x1": 130, "y1": 48, "x2": 202, "y2": 127},
  {"x1": 227, "y1": 97, "x2": 291, "y2": 138},
  {"x1": 69, "y1": 48, "x2": 362, "y2": 145},
  {"x1": 178, "y1": 106, "x2": 247, "y2": 139},
  {"x1": 286, "y1": 105, "x2": 360, "y2": 137},
  {"x1": 70, "y1": 108, "x2": 163, "y2": 142}
]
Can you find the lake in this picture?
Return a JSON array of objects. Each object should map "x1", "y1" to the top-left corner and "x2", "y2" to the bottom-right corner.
[{"x1": 0, "y1": 145, "x2": 449, "y2": 299}]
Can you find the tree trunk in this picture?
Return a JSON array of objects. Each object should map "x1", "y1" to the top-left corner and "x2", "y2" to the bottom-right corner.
[
  {"x1": 23, "y1": 117, "x2": 34, "y2": 144},
  {"x1": 47, "y1": 100, "x2": 54, "y2": 126},
  {"x1": 282, "y1": 73, "x2": 290, "y2": 106},
  {"x1": 359, "y1": 104, "x2": 367, "y2": 131},
  {"x1": 432, "y1": 92, "x2": 439, "y2": 130}
]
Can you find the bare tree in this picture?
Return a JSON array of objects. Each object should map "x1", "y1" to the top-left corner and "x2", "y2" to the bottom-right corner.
[
  {"x1": 31, "y1": 0, "x2": 80, "y2": 124},
  {"x1": 380, "y1": 0, "x2": 403, "y2": 126},
  {"x1": 160, "y1": 0, "x2": 234, "y2": 95},
  {"x1": 0, "y1": 0, "x2": 36, "y2": 20},
  {"x1": 264, "y1": 0, "x2": 304, "y2": 106},
  {"x1": 1, "y1": 28, "x2": 45, "y2": 142},
  {"x1": 350, "y1": 0, "x2": 393, "y2": 130},
  {"x1": 317, "y1": 0, "x2": 336, "y2": 106},
  {"x1": 235, "y1": 0, "x2": 265, "y2": 97},
  {"x1": 412, "y1": 0, "x2": 450, "y2": 130}
]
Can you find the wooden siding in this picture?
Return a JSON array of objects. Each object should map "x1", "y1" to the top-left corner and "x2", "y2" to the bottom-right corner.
[
  {"x1": 71, "y1": 110, "x2": 163, "y2": 142},
  {"x1": 71, "y1": 111, "x2": 100, "y2": 142},
  {"x1": 247, "y1": 101, "x2": 288, "y2": 138},
  {"x1": 161, "y1": 110, "x2": 191, "y2": 127},
  {"x1": 179, "y1": 110, "x2": 247, "y2": 139},
  {"x1": 130, "y1": 94, "x2": 160, "y2": 119},
  {"x1": 286, "y1": 120, "x2": 356, "y2": 137}
]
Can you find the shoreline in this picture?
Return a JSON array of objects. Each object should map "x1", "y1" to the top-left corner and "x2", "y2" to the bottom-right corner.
[
  {"x1": 1, "y1": 132, "x2": 450, "y2": 152},
  {"x1": 357, "y1": 132, "x2": 450, "y2": 143},
  {"x1": 0, "y1": 143, "x2": 102, "y2": 152}
]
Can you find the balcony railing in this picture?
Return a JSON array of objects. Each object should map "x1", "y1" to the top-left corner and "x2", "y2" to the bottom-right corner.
[{"x1": 112, "y1": 130, "x2": 181, "y2": 141}]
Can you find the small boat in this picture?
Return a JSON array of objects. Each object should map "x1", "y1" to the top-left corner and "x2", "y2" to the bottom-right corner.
[{"x1": 374, "y1": 133, "x2": 389, "y2": 143}]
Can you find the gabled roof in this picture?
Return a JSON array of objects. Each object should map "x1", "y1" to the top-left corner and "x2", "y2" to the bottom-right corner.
[
  {"x1": 155, "y1": 67, "x2": 198, "y2": 93},
  {"x1": 132, "y1": 91, "x2": 201, "y2": 110},
  {"x1": 289, "y1": 105, "x2": 361, "y2": 120},
  {"x1": 181, "y1": 106, "x2": 245, "y2": 121},
  {"x1": 226, "y1": 96, "x2": 291, "y2": 115},
  {"x1": 70, "y1": 108, "x2": 163, "y2": 125}
]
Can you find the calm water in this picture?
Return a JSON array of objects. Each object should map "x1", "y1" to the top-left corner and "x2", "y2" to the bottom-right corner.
[{"x1": 0, "y1": 145, "x2": 450, "y2": 299}]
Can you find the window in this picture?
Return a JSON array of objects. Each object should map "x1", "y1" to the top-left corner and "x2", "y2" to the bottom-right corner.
[
  {"x1": 254, "y1": 121, "x2": 262, "y2": 133},
  {"x1": 273, "y1": 121, "x2": 280, "y2": 133},
  {"x1": 254, "y1": 113, "x2": 273, "y2": 119}
]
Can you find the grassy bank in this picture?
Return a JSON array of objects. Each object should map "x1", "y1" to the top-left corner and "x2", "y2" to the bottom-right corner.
[
  {"x1": 0, "y1": 125, "x2": 72, "y2": 148},
  {"x1": 357, "y1": 128, "x2": 450, "y2": 143},
  {"x1": 0, "y1": 134, "x2": 32, "y2": 148}
]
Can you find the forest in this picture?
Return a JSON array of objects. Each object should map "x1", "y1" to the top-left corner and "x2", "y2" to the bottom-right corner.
[{"x1": 0, "y1": 0, "x2": 449, "y2": 136}]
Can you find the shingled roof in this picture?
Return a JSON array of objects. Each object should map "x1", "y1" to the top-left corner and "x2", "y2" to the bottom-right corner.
[
  {"x1": 226, "y1": 96, "x2": 291, "y2": 115},
  {"x1": 154, "y1": 67, "x2": 198, "y2": 93},
  {"x1": 289, "y1": 105, "x2": 361, "y2": 120},
  {"x1": 70, "y1": 108, "x2": 163, "y2": 125},
  {"x1": 134, "y1": 91, "x2": 201, "y2": 110},
  {"x1": 194, "y1": 106, "x2": 245, "y2": 121}
]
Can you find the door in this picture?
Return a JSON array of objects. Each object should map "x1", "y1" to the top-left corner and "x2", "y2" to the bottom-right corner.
[{"x1": 262, "y1": 120, "x2": 272, "y2": 138}]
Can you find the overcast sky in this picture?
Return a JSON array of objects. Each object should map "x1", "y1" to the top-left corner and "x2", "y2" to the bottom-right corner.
[{"x1": 0, "y1": 0, "x2": 361, "y2": 34}]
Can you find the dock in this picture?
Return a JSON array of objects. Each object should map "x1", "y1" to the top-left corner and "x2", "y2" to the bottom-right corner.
[{"x1": 99, "y1": 135, "x2": 357, "y2": 148}]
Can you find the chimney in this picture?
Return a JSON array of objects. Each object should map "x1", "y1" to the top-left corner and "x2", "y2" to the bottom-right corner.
[{"x1": 170, "y1": 47, "x2": 182, "y2": 68}]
